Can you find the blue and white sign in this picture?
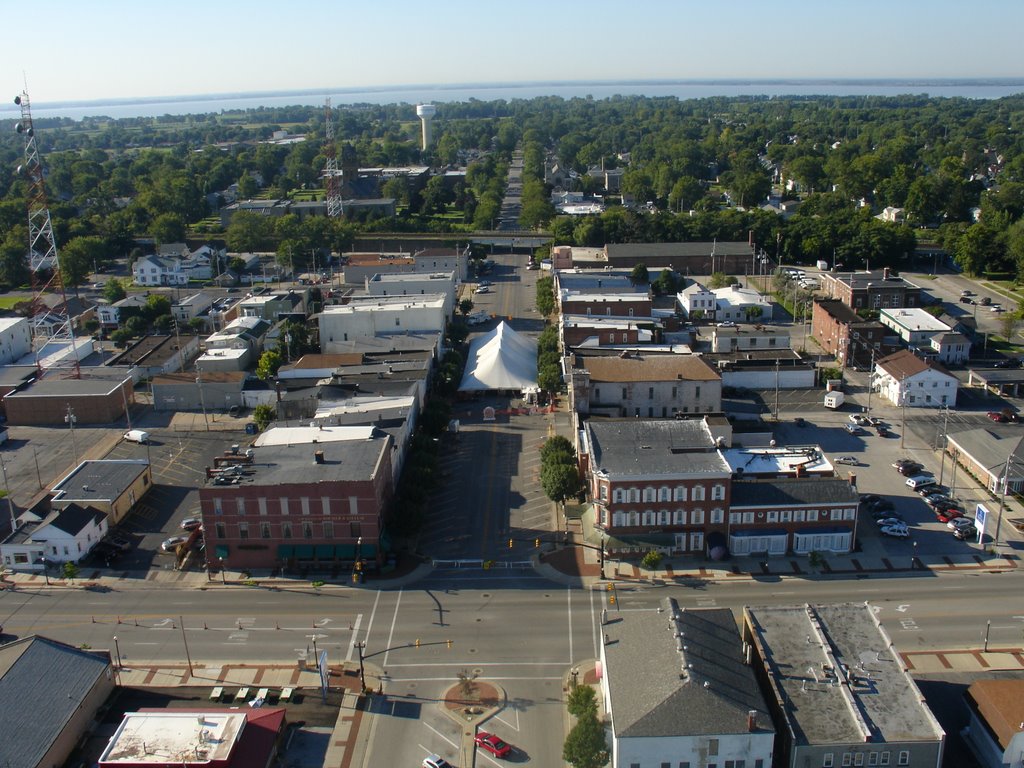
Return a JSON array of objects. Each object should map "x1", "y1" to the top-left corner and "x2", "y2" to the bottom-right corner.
[{"x1": 975, "y1": 503, "x2": 989, "y2": 541}]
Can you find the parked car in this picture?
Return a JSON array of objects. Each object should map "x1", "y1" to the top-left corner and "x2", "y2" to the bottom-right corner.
[
  {"x1": 994, "y1": 358, "x2": 1022, "y2": 369},
  {"x1": 475, "y1": 285, "x2": 491, "y2": 294},
  {"x1": 875, "y1": 516, "x2": 905, "y2": 528},
  {"x1": 948, "y1": 517, "x2": 976, "y2": 530},
  {"x1": 835, "y1": 455, "x2": 860, "y2": 465},
  {"x1": 123, "y1": 429, "x2": 150, "y2": 444},
  {"x1": 991, "y1": 305, "x2": 1005, "y2": 313},
  {"x1": 180, "y1": 517, "x2": 203, "y2": 531},
  {"x1": 868, "y1": 417, "x2": 884, "y2": 427},
  {"x1": 914, "y1": 483, "x2": 941, "y2": 495},
  {"x1": 934, "y1": 508, "x2": 963, "y2": 523},
  {"x1": 897, "y1": 463, "x2": 925, "y2": 477},
  {"x1": 880, "y1": 524, "x2": 910, "y2": 538},
  {"x1": 848, "y1": 414, "x2": 870, "y2": 426},
  {"x1": 474, "y1": 732, "x2": 513, "y2": 758},
  {"x1": 953, "y1": 525, "x2": 978, "y2": 540},
  {"x1": 844, "y1": 423, "x2": 862, "y2": 435},
  {"x1": 717, "y1": 321, "x2": 737, "y2": 328},
  {"x1": 988, "y1": 411, "x2": 1008, "y2": 423},
  {"x1": 877, "y1": 426, "x2": 892, "y2": 437},
  {"x1": 160, "y1": 536, "x2": 188, "y2": 552},
  {"x1": 423, "y1": 757, "x2": 455, "y2": 768},
  {"x1": 925, "y1": 493, "x2": 953, "y2": 505},
  {"x1": 869, "y1": 500, "x2": 896, "y2": 513},
  {"x1": 905, "y1": 475, "x2": 935, "y2": 490},
  {"x1": 980, "y1": 296, "x2": 992, "y2": 306},
  {"x1": 892, "y1": 458, "x2": 917, "y2": 469}
]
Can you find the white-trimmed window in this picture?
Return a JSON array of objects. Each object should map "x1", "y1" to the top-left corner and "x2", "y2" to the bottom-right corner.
[
  {"x1": 808, "y1": 509, "x2": 819, "y2": 522},
  {"x1": 629, "y1": 488, "x2": 641, "y2": 503},
  {"x1": 767, "y1": 511, "x2": 779, "y2": 523},
  {"x1": 690, "y1": 532, "x2": 704, "y2": 551},
  {"x1": 673, "y1": 509, "x2": 687, "y2": 525},
  {"x1": 691, "y1": 509, "x2": 705, "y2": 525},
  {"x1": 729, "y1": 512, "x2": 742, "y2": 524},
  {"x1": 658, "y1": 486, "x2": 671, "y2": 502},
  {"x1": 844, "y1": 508, "x2": 856, "y2": 520},
  {"x1": 642, "y1": 510, "x2": 655, "y2": 526},
  {"x1": 823, "y1": 755, "x2": 834, "y2": 768},
  {"x1": 630, "y1": 511, "x2": 641, "y2": 527},
  {"x1": 742, "y1": 511, "x2": 755, "y2": 524},
  {"x1": 794, "y1": 509, "x2": 805, "y2": 522},
  {"x1": 674, "y1": 486, "x2": 688, "y2": 501},
  {"x1": 781, "y1": 510, "x2": 792, "y2": 523},
  {"x1": 613, "y1": 489, "x2": 625, "y2": 503},
  {"x1": 711, "y1": 484, "x2": 725, "y2": 501},
  {"x1": 710, "y1": 508, "x2": 724, "y2": 524},
  {"x1": 693, "y1": 485, "x2": 706, "y2": 501},
  {"x1": 643, "y1": 487, "x2": 656, "y2": 502},
  {"x1": 612, "y1": 512, "x2": 627, "y2": 527},
  {"x1": 897, "y1": 752, "x2": 909, "y2": 767},
  {"x1": 831, "y1": 509, "x2": 842, "y2": 521}
]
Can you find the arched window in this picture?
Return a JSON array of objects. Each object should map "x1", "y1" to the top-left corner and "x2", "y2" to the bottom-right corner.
[
  {"x1": 642, "y1": 510, "x2": 655, "y2": 526},
  {"x1": 673, "y1": 509, "x2": 687, "y2": 525},
  {"x1": 674, "y1": 486, "x2": 688, "y2": 501},
  {"x1": 658, "y1": 486, "x2": 671, "y2": 502},
  {"x1": 642, "y1": 487, "x2": 656, "y2": 503},
  {"x1": 658, "y1": 510, "x2": 669, "y2": 525}
]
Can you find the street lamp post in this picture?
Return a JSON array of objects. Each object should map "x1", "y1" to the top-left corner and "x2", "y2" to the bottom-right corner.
[
  {"x1": 196, "y1": 367, "x2": 210, "y2": 432},
  {"x1": 64, "y1": 404, "x2": 79, "y2": 465},
  {"x1": 355, "y1": 640, "x2": 367, "y2": 691},
  {"x1": 599, "y1": 535, "x2": 607, "y2": 580},
  {"x1": 218, "y1": 556, "x2": 226, "y2": 584}
]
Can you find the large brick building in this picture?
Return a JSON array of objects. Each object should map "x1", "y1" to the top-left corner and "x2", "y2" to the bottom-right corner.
[
  {"x1": 198, "y1": 426, "x2": 394, "y2": 571},
  {"x1": 820, "y1": 268, "x2": 921, "y2": 310},
  {"x1": 811, "y1": 299, "x2": 890, "y2": 369}
]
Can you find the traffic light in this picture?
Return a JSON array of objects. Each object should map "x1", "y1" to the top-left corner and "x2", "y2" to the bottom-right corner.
[
  {"x1": 446, "y1": 639, "x2": 452, "y2": 649},
  {"x1": 415, "y1": 638, "x2": 420, "y2": 648},
  {"x1": 534, "y1": 538, "x2": 540, "y2": 548},
  {"x1": 606, "y1": 582, "x2": 613, "y2": 591},
  {"x1": 508, "y1": 538, "x2": 514, "y2": 549},
  {"x1": 609, "y1": 595, "x2": 616, "y2": 605}
]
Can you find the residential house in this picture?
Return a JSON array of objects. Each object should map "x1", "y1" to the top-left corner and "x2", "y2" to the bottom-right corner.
[
  {"x1": 600, "y1": 599, "x2": 774, "y2": 768},
  {"x1": 878, "y1": 206, "x2": 906, "y2": 223},
  {"x1": 677, "y1": 281, "x2": 717, "y2": 319},
  {"x1": 198, "y1": 425, "x2": 395, "y2": 571},
  {"x1": 0, "y1": 636, "x2": 115, "y2": 768},
  {"x1": 132, "y1": 254, "x2": 187, "y2": 286},
  {"x1": 820, "y1": 268, "x2": 921, "y2": 311},
  {"x1": 930, "y1": 332, "x2": 971, "y2": 365},
  {"x1": 412, "y1": 246, "x2": 470, "y2": 282},
  {"x1": 872, "y1": 349, "x2": 958, "y2": 407},
  {"x1": 566, "y1": 350, "x2": 721, "y2": 417},
  {"x1": 172, "y1": 292, "x2": 215, "y2": 325},
  {"x1": 237, "y1": 291, "x2": 306, "y2": 322},
  {"x1": 0, "y1": 503, "x2": 108, "y2": 570},
  {"x1": 743, "y1": 603, "x2": 945, "y2": 768},
  {"x1": 99, "y1": 293, "x2": 152, "y2": 329}
]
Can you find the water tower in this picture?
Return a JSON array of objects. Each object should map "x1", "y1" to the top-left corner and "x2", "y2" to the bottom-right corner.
[{"x1": 415, "y1": 104, "x2": 436, "y2": 150}]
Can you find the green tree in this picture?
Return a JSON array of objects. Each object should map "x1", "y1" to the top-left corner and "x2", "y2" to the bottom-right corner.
[
  {"x1": 459, "y1": 298, "x2": 474, "y2": 316},
  {"x1": 61, "y1": 561, "x2": 80, "y2": 582},
  {"x1": 536, "y1": 276, "x2": 555, "y2": 316},
  {"x1": 630, "y1": 264, "x2": 649, "y2": 284},
  {"x1": 253, "y1": 403, "x2": 276, "y2": 431},
  {"x1": 59, "y1": 236, "x2": 105, "y2": 295},
  {"x1": 144, "y1": 294, "x2": 171, "y2": 322},
  {"x1": 651, "y1": 269, "x2": 678, "y2": 296},
  {"x1": 541, "y1": 435, "x2": 575, "y2": 464},
  {"x1": 103, "y1": 279, "x2": 127, "y2": 303},
  {"x1": 563, "y1": 711, "x2": 609, "y2": 768},
  {"x1": 709, "y1": 272, "x2": 737, "y2": 289},
  {"x1": 150, "y1": 212, "x2": 186, "y2": 245},
  {"x1": 541, "y1": 460, "x2": 582, "y2": 507},
  {"x1": 567, "y1": 683, "x2": 597, "y2": 716},
  {"x1": 226, "y1": 210, "x2": 273, "y2": 253},
  {"x1": 641, "y1": 550, "x2": 664, "y2": 570},
  {"x1": 538, "y1": 364, "x2": 563, "y2": 394},
  {"x1": 237, "y1": 172, "x2": 258, "y2": 198},
  {"x1": 256, "y1": 349, "x2": 283, "y2": 379}
]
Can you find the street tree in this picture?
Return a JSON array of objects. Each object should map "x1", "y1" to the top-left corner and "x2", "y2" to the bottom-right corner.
[
  {"x1": 253, "y1": 403, "x2": 276, "y2": 431},
  {"x1": 541, "y1": 459, "x2": 582, "y2": 507},
  {"x1": 103, "y1": 279, "x2": 127, "y2": 303},
  {"x1": 61, "y1": 562, "x2": 80, "y2": 583},
  {"x1": 566, "y1": 683, "x2": 597, "y2": 716},
  {"x1": 630, "y1": 264, "x2": 649, "y2": 284},
  {"x1": 256, "y1": 349, "x2": 283, "y2": 379},
  {"x1": 563, "y1": 711, "x2": 609, "y2": 768},
  {"x1": 459, "y1": 298, "x2": 474, "y2": 316},
  {"x1": 541, "y1": 435, "x2": 576, "y2": 464},
  {"x1": 144, "y1": 294, "x2": 171, "y2": 322}
]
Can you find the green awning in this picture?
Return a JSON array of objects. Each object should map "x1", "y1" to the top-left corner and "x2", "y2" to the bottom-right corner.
[
  {"x1": 294, "y1": 544, "x2": 315, "y2": 559},
  {"x1": 315, "y1": 544, "x2": 334, "y2": 559},
  {"x1": 277, "y1": 545, "x2": 294, "y2": 558},
  {"x1": 215, "y1": 545, "x2": 230, "y2": 559},
  {"x1": 334, "y1": 544, "x2": 356, "y2": 559}
]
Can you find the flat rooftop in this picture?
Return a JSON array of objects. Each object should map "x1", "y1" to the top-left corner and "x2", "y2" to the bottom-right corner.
[
  {"x1": 52, "y1": 460, "x2": 149, "y2": 502},
  {"x1": 722, "y1": 446, "x2": 833, "y2": 476},
  {"x1": 745, "y1": 603, "x2": 944, "y2": 746},
  {"x1": 882, "y1": 308, "x2": 950, "y2": 333},
  {"x1": 586, "y1": 419, "x2": 729, "y2": 477},
  {"x1": 100, "y1": 711, "x2": 243, "y2": 763},
  {"x1": 237, "y1": 426, "x2": 391, "y2": 485},
  {"x1": 370, "y1": 271, "x2": 454, "y2": 282}
]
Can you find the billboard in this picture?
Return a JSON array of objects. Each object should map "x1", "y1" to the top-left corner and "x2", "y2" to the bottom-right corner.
[{"x1": 975, "y1": 503, "x2": 989, "y2": 542}]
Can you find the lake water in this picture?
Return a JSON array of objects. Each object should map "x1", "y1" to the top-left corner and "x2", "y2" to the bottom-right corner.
[{"x1": 3, "y1": 79, "x2": 1024, "y2": 121}]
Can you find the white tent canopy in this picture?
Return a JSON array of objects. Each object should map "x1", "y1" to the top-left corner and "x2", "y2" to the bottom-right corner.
[{"x1": 458, "y1": 321, "x2": 539, "y2": 391}]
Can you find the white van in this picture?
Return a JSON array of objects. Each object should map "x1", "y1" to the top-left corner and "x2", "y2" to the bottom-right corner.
[
  {"x1": 123, "y1": 429, "x2": 150, "y2": 444},
  {"x1": 905, "y1": 474, "x2": 934, "y2": 490}
]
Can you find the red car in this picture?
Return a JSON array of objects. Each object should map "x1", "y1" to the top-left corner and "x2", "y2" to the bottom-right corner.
[
  {"x1": 988, "y1": 411, "x2": 1008, "y2": 423},
  {"x1": 934, "y1": 508, "x2": 963, "y2": 523},
  {"x1": 474, "y1": 732, "x2": 512, "y2": 758}
]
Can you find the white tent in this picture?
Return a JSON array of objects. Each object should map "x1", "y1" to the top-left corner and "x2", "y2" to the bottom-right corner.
[{"x1": 458, "y1": 321, "x2": 539, "y2": 391}]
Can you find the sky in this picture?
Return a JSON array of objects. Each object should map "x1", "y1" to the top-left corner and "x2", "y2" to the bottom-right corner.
[{"x1": 2, "y1": 0, "x2": 1023, "y2": 104}]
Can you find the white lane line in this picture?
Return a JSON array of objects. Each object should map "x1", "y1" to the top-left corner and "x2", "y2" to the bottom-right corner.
[
  {"x1": 492, "y1": 707, "x2": 520, "y2": 732},
  {"x1": 566, "y1": 586, "x2": 574, "y2": 667},
  {"x1": 345, "y1": 613, "x2": 363, "y2": 663},
  {"x1": 423, "y1": 721, "x2": 460, "y2": 749},
  {"x1": 382, "y1": 589, "x2": 404, "y2": 669},
  {"x1": 362, "y1": 588, "x2": 382, "y2": 642}
]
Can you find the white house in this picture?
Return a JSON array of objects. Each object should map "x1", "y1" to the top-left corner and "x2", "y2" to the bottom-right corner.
[
  {"x1": 180, "y1": 244, "x2": 224, "y2": 280},
  {"x1": 873, "y1": 349, "x2": 959, "y2": 407},
  {"x1": 318, "y1": 294, "x2": 449, "y2": 354},
  {"x1": 677, "y1": 281, "x2": 717, "y2": 318},
  {"x1": 0, "y1": 317, "x2": 33, "y2": 365},
  {"x1": 172, "y1": 292, "x2": 215, "y2": 324},
  {"x1": 601, "y1": 599, "x2": 774, "y2": 768},
  {"x1": 0, "y1": 504, "x2": 108, "y2": 571},
  {"x1": 930, "y1": 331, "x2": 971, "y2": 365},
  {"x1": 712, "y1": 284, "x2": 774, "y2": 322},
  {"x1": 132, "y1": 255, "x2": 187, "y2": 286}
]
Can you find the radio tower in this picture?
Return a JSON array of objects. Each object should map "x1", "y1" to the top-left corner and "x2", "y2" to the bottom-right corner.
[
  {"x1": 322, "y1": 98, "x2": 343, "y2": 218},
  {"x1": 14, "y1": 88, "x2": 76, "y2": 373}
]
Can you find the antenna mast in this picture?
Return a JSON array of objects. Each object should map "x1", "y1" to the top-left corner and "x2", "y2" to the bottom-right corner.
[
  {"x1": 323, "y1": 98, "x2": 343, "y2": 218},
  {"x1": 14, "y1": 88, "x2": 77, "y2": 374}
]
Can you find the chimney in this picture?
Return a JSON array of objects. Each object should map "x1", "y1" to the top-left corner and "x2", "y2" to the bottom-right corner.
[
  {"x1": 747, "y1": 710, "x2": 758, "y2": 732},
  {"x1": 795, "y1": 464, "x2": 803, "y2": 478},
  {"x1": 848, "y1": 472, "x2": 857, "y2": 487},
  {"x1": 314, "y1": 450, "x2": 325, "y2": 465},
  {"x1": 883, "y1": 267, "x2": 891, "y2": 280}
]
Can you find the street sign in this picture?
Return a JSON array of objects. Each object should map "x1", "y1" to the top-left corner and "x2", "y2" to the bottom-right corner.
[
  {"x1": 976, "y1": 504, "x2": 989, "y2": 542},
  {"x1": 318, "y1": 650, "x2": 329, "y2": 702}
]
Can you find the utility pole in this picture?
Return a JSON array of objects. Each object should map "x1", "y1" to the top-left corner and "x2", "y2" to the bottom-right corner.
[
  {"x1": 774, "y1": 359, "x2": 781, "y2": 421},
  {"x1": 938, "y1": 406, "x2": 950, "y2": 487},
  {"x1": 64, "y1": 404, "x2": 79, "y2": 465},
  {"x1": 899, "y1": 374, "x2": 908, "y2": 449},
  {"x1": 195, "y1": 367, "x2": 210, "y2": 432},
  {"x1": 179, "y1": 616, "x2": 194, "y2": 678}
]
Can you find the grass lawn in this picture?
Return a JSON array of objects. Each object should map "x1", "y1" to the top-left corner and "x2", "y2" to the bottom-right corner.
[{"x1": 0, "y1": 296, "x2": 23, "y2": 309}]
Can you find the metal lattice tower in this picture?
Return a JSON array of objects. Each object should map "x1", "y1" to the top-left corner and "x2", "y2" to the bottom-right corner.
[
  {"x1": 14, "y1": 89, "x2": 75, "y2": 355},
  {"x1": 322, "y1": 98, "x2": 343, "y2": 218}
]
